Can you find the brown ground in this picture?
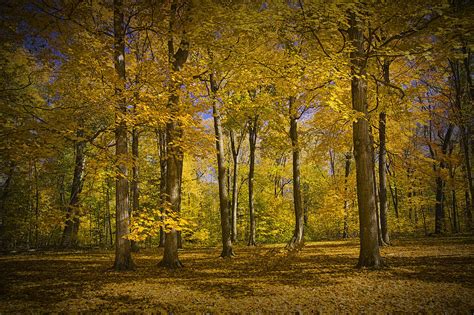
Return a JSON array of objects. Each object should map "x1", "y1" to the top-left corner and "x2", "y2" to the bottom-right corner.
[{"x1": 1, "y1": 237, "x2": 473, "y2": 313}]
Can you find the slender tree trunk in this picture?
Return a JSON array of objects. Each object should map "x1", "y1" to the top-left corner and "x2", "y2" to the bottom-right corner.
[
  {"x1": 349, "y1": 10, "x2": 382, "y2": 268},
  {"x1": 452, "y1": 189, "x2": 458, "y2": 233},
  {"x1": 113, "y1": 0, "x2": 134, "y2": 270},
  {"x1": 466, "y1": 190, "x2": 471, "y2": 232},
  {"x1": 379, "y1": 60, "x2": 390, "y2": 244},
  {"x1": 287, "y1": 97, "x2": 304, "y2": 250},
  {"x1": 371, "y1": 139, "x2": 383, "y2": 246},
  {"x1": 461, "y1": 128, "x2": 474, "y2": 230},
  {"x1": 159, "y1": 1, "x2": 189, "y2": 268},
  {"x1": 343, "y1": 152, "x2": 351, "y2": 239},
  {"x1": 434, "y1": 124, "x2": 454, "y2": 235},
  {"x1": 157, "y1": 129, "x2": 167, "y2": 248},
  {"x1": 434, "y1": 176, "x2": 445, "y2": 234},
  {"x1": 210, "y1": 74, "x2": 234, "y2": 257},
  {"x1": 130, "y1": 127, "x2": 140, "y2": 252},
  {"x1": 248, "y1": 116, "x2": 258, "y2": 246},
  {"x1": 105, "y1": 180, "x2": 113, "y2": 247},
  {"x1": 62, "y1": 132, "x2": 85, "y2": 248},
  {"x1": 379, "y1": 112, "x2": 389, "y2": 244},
  {"x1": 0, "y1": 162, "x2": 14, "y2": 249},
  {"x1": 230, "y1": 130, "x2": 243, "y2": 243},
  {"x1": 34, "y1": 162, "x2": 39, "y2": 248}
]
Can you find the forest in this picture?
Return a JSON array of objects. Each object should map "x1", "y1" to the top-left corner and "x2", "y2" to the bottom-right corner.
[{"x1": 1, "y1": 0, "x2": 473, "y2": 312}]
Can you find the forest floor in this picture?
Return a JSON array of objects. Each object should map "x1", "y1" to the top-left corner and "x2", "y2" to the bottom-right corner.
[{"x1": 1, "y1": 236, "x2": 473, "y2": 313}]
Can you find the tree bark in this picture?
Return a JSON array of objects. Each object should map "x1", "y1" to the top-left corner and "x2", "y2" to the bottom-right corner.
[
  {"x1": 113, "y1": 0, "x2": 134, "y2": 270},
  {"x1": 130, "y1": 127, "x2": 140, "y2": 252},
  {"x1": 434, "y1": 124, "x2": 454, "y2": 234},
  {"x1": 378, "y1": 112, "x2": 389, "y2": 245},
  {"x1": 157, "y1": 129, "x2": 167, "y2": 248},
  {"x1": 159, "y1": 0, "x2": 189, "y2": 268},
  {"x1": 210, "y1": 74, "x2": 234, "y2": 257},
  {"x1": 349, "y1": 10, "x2": 382, "y2": 268},
  {"x1": 230, "y1": 129, "x2": 244, "y2": 243},
  {"x1": 287, "y1": 97, "x2": 304, "y2": 250},
  {"x1": 62, "y1": 130, "x2": 85, "y2": 248},
  {"x1": 343, "y1": 152, "x2": 351, "y2": 239},
  {"x1": 379, "y1": 60, "x2": 390, "y2": 245},
  {"x1": 248, "y1": 116, "x2": 258, "y2": 246}
]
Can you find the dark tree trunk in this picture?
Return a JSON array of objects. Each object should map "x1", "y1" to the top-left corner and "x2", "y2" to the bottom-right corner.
[
  {"x1": 159, "y1": 118, "x2": 184, "y2": 268},
  {"x1": 34, "y1": 162, "x2": 39, "y2": 247},
  {"x1": 466, "y1": 190, "x2": 472, "y2": 232},
  {"x1": 105, "y1": 180, "x2": 113, "y2": 247},
  {"x1": 159, "y1": 1, "x2": 189, "y2": 268},
  {"x1": 287, "y1": 97, "x2": 304, "y2": 250},
  {"x1": 387, "y1": 165, "x2": 399, "y2": 219},
  {"x1": 62, "y1": 131, "x2": 85, "y2": 248},
  {"x1": 455, "y1": 53, "x2": 474, "y2": 230},
  {"x1": 452, "y1": 189, "x2": 458, "y2": 233},
  {"x1": 456, "y1": 0, "x2": 474, "y2": 230},
  {"x1": 157, "y1": 129, "x2": 167, "y2": 248},
  {"x1": 210, "y1": 74, "x2": 234, "y2": 257},
  {"x1": 113, "y1": 0, "x2": 134, "y2": 270},
  {"x1": 379, "y1": 60, "x2": 390, "y2": 245},
  {"x1": 370, "y1": 134, "x2": 383, "y2": 246},
  {"x1": 461, "y1": 127, "x2": 474, "y2": 230},
  {"x1": 248, "y1": 116, "x2": 258, "y2": 246},
  {"x1": 130, "y1": 127, "x2": 140, "y2": 252},
  {"x1": 434, "y1": 124, "x2": 454, "y2": 234},
  {"x1": 378, "y1": 112, "x2": 389, "y2": 245},
  {"x1": 434, "y1": 176, "x2": 445, "y2": 234},
  {"x1": 0, "y1": 162, "x2": 14, "y2": 249},
  {"x1": 343, "y1": 152, "x2": 351, "y2": 239},
  {"x1": 230, "y1": 129, "x2": 244, "y2": 243},
  {"x1": 349, "y1": 10, "x2": 382, "y2": 268}
]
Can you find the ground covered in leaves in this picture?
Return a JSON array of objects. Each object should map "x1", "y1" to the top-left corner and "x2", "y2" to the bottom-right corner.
[{"x1": 1, "y1": 236, "x2": 473, "y2": 313}]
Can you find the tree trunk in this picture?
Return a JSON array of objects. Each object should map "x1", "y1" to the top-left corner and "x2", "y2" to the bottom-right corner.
[
  {"x1": 130, "y1": 127, "x2": 140, "y2": 252},
  {"x1": 159, "y1": 1, "x2": 189, "y2": 268},
  {"x1": 343, "y1": 152, "x2": 351, "y2": 239},
  {"x1": 33, "y1": 162, "x2": 39, "y2": 248},
  {"x1": 460, "y1": 0, "x2": 474, "y2": 231},
  {"x1": 113, "y1": 0, "x2": 134, "y2": 270},
  {"x1": 452, "y1": 189, "x2": 458, "y2": 233},
  {"x1": 434, "y1": 176, "x2": 445, "y2": 234},
  {"x1": 62, "y1": 131, "x2": 85, "y2": 248},
  {"x1": 371, "y1": 134, "x2": 384, "y2": 246},
  {"x1": 287, "y1": 97, "x2": 304, "y2": 250},
  {"x1": 379, "y1": 59, "x2": 390, "y2": 245},
  {"x1": 461, "y1": 127, "x2": 474, "y2": 230},
  {"x1": 157, "y1": 129, "x2": 167, "y2": 248},
  {"x1": 211, "y1": 74, "x2": 234, "y2": 257},
  {"x1": 248, "y1": 116, "x2": 258, "y2": 246},
  {"x1": 378, "y1": 112, "x2": 389, "y2": 245},
  {"x1": 349, "y1": 10, "x2": 382, "y2": 268},
  {"x1": 0, "y1": 162, "x2": 14, "y2": 249},
  {"x1": 230, "y1": 130, "x2": 243, "y2": 243},
  {"x1": 434, "y1": 124, "x2": 454, "y2": 235},
  {"x1": 159, "y1": 118, "x2": 184, "y2": 268}
]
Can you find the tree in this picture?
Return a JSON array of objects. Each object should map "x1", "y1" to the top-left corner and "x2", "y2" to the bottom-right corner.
[
  {"x1": 349, "y1": 8, "x2": 382, "y2": 268},
  {"x1": 113, "y1": 0, "x2": 135, "y2": 270},
  {"x1": 248, "y1": 114, "x2": 258, "y2": 246},
  {"x1": 229, "y1": 127, "x2": 245, "y2": 243},
  {"x1": 286, "y1": 96, "x2": 304, "y2": 250},
  {"x1": 209, "y1": 73, "x2": 234, "y2": 257},
  {"x1": 159, "y1": 0, "x2": 189, "y2": 269},
  {"x1": 61, "y1": 130, "x2": 85, "y2": 248}
]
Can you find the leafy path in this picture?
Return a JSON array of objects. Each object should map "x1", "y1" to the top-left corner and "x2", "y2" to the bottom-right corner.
[{"x1": 1, "y1": 237, "x2": 473, "y2": 313}]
